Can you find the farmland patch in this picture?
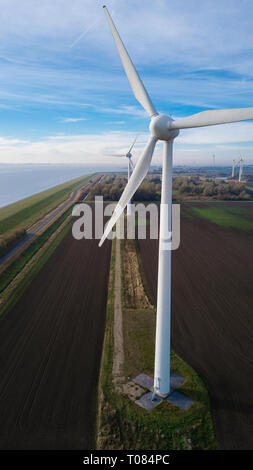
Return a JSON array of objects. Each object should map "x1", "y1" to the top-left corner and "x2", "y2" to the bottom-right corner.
[
  {"x1": 138, "y1": 202, "x2": 253, "y2": 449},
  {"x1": 191, "y1": 204, "x2": 253, "y2": 230}
]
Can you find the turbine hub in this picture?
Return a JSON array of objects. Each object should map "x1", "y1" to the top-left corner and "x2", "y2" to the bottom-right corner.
[{"x1": 150, "y1": 114, "x2": 179, "y2": 141}]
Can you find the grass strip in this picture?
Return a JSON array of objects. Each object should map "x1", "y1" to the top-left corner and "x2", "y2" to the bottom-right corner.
[
  {"x1": 121, "y1": 308, "x2": 216, "y2": 450},
  {"x1": 0, "y1": 228, "x2": 27, "y2": 257},
  {"x1": 191, "y1": 205, "x2": 253, "y2": 230}
]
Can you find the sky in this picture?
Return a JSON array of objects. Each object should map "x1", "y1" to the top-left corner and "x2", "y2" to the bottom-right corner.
[{"x1": 1, "y1": 0, "x2": 253, "y2": 167}]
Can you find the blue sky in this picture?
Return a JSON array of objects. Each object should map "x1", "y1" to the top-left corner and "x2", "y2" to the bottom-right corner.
[{"x1": 1, "y1": 0, "x2": 253, "y2": 166}]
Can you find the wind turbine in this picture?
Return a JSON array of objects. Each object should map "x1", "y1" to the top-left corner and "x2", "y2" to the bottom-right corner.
[
  {"x1": 232, "y1": 158, "x2": 237, "y2": 178},
  {"x1": 100, "y1": 5, "x2": 253, "y2": 397},
  {"x1": 239, "y1": 157, "x2": 244, "y2": 182},
  {"x1": 105, "y1": 131, "x2": 141, "y2": 215}
]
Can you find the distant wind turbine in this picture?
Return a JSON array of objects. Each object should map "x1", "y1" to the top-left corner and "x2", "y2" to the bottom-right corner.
[
  {"x1": 239, "y1": 157, "x2": 244, "y2": 182},
  {"x1": 105, "y1": 131, "x2": 141, "y2": 215},
  {"x1": 213, "y1": 154, "x2": 215, "y2": 169},
  {"x1": 100, "y1": 5, "x2": 253, "y2": 397},
  {"x1": 232, "y1": 158, "x2": 237, "y2": 178}
]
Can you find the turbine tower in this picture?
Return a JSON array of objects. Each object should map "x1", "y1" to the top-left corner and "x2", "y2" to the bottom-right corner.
[
  {"x1": 232, "y1": 159, "x2": 237, "y2": 178},
  {"x1": 239, "y1": 157, "x2": 244, "y2": 182},
  {"x1": 213, "y1": 154, "x2": 215, "y2": 169},
  {"x1": 105, "y1": 132, "x2": 140, "y2": 215},
  {"x1": 100, "y1": 6, "x2": 253, "y2": 397}
]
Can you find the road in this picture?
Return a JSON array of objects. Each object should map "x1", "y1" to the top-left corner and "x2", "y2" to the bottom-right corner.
[{"x1": 0, "y1": 184, "x2": 90, "y2": 266}]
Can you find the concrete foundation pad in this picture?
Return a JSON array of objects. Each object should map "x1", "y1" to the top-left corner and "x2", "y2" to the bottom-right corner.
[
  {"x1": 133, "y1": 372, "x2": 185, "y2": 392},
  {"x1": 170, "y1": 373, "x2": 185, "y2": 391},
  {"x1": 166, "y1": 391, "x2": 194, "y2": 410},
  {"x1": 135, "y1": 391, "x2": 163, "y2": 410},
  {"x1": 133, "y1": 373, "x2": 153, "y2": 390},
  {"x1": 133, "y1": 372, "x2": 194, "y2": 411}
]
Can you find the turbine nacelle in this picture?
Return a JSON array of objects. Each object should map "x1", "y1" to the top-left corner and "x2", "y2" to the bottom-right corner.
[{"x1": 150, "y1": 114, "x2": 179, "y2": 141}]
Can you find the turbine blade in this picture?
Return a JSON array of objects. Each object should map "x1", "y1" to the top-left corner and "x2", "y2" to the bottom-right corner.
[
  {"x1": 103, "y1": 6, "x2": 157, "y2": 118},
  {"x1": 103, "y1": 154, "x2": 125, "y2": 157},
  {"x1": 129, "y1": 157, "x2": 134, "y2": 169},
  {"x1": 99, "y1": 135, "x2": 157, "y2": 246},
  {"x1": 171, "y1": 107, "x2": 253, "y2": 129},
  {"x1": 128, "y1": 130, "x2": 141, "y2": 154}
]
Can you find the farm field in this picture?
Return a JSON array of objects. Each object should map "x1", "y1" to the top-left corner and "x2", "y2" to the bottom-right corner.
[
  {"x1": 138, "y1": 202, "x2": 253, "y2": 450},
  {"x1": 0, "y1": 220, "x2": 111, "y2": 449},
  {"x1": 191, "y1": 203, "x2": 253, "y2": 230}
]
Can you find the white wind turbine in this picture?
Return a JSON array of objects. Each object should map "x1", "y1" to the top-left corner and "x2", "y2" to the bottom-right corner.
[
  {"x1": 99, "y1": 6, "x2": 253, "y2": 397},
  {"x1": 232, "y1": 158, "x2": 238, "y2": 178},
  {"x1": 105, "y1": 131, "x2": 141, "y2": 215},
  {"x1": 239, "y1": 157, "x2": 244, "y2": 182}
]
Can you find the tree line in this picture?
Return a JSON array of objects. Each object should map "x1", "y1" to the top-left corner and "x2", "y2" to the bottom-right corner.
[{"x1": 87, "y1": 174, "x2": 252, "y2": 202}]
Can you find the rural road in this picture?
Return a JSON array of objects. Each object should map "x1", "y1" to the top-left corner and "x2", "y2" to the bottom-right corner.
[
  {"x1": 138, "y1": 203, "x2": 253, "y2": 450},
  {"x1": 0, "y1": 221, "x2": 111, "y2": 449},
  {"x1": 0, "y1": 184, "x2": 90, "y2": 266}
]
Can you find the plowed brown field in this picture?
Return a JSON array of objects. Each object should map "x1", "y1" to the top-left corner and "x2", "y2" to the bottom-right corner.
[
  {"x1": 138, "y1": 203, "x2": 253, "y2": 450},
  {"x1": 0, "y1": 225, "x2": 111, "y2": 449}
]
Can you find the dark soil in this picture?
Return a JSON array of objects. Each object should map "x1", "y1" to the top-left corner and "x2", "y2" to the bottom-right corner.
[
  {"x1": 0, "y1": 226, "x2": 111, "y2": 449},
  {"x1": 138, "y1": 203, "x2": 253, "y2": 450}
]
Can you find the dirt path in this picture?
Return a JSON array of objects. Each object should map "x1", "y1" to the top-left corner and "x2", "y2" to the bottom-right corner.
[
  {"x1": 122, "y1": 239, "x2": 151, "y2": 309},
  {"x1": 112, "y1": 238, "x2": 124, "y2": 392}
]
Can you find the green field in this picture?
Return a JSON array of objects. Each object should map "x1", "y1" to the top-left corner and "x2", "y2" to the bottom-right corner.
[
  {"x1": 0, "y1": 173, "x2": 92, "y2": 235},
  {"x1": 191, "y1": 205, "x2": 253, "y2": 230}
]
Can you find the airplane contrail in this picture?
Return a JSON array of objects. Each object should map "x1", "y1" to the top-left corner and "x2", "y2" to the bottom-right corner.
[{"x1": 69, "y1": 19, "x2": 99, "y2": 49}]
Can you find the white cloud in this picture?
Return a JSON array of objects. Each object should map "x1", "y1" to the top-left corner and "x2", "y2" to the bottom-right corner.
[
  {"x1": 177, "y1": 122, "x2": 253, "y2": 145},
  {"x1": 0, "y1": 131, "x2": 145, "y2": 165},
  {"x1": 0, "y1": 123, "x2": 253, "y2": 168},
  {"x1": 0, "y1": 137, "x2": 29, "y2": 145},
  {"x1": 61, "y1": 117, "x2": 87, "y2": 123},
  {"x1": 99, "y1": 105, "x2": 147, "y2": 118}
]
